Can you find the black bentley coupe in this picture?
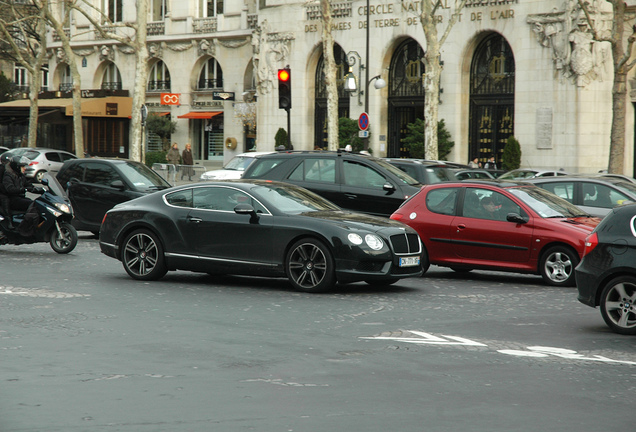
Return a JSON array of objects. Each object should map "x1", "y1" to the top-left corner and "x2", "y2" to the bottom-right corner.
[{"x1": 99, "y1": 180, "x2": 423, "y2": 292}]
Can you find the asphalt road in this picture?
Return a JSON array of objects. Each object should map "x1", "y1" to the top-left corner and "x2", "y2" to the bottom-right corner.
[{"x1": 1, "y1": 235, "x2": 634, "y2": 432}]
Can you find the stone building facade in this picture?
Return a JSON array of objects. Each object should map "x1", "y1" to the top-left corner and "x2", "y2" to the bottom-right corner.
[{"x1": 9, "y1": 0, "x2": 636, "y2": 174}]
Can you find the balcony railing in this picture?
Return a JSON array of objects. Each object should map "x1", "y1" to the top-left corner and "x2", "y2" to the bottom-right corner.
[
  {"x1": 52, "y1": 28, "x2": 70, "y2": 42},
  {"x1": 95, "y1": 25, "x2": 117, "y2": 40},
  {"x1": 247, "y1": 14, "x2": 258, "y2": 29},
  {"x1": 101, "y1": 81, "x2": 122, "y2": 91},
  {"x1": 147, "y1": 81, "x2": 171, "y2": 92},
  {"x1": 147, "y1": 21, "x2": 165, "y2": 36},
  {"x1": 59, "y1": 83, "x2": 73, "y2": 92},
  {"x1": 193, "y1": 17, "x2": 217, "y2": 34},
  {"x1": 197, "y1": 78, "x2": 223, "y2": 90},
  {"x1": 306, "y1": 2, "x2": 352, "y2": 20}
]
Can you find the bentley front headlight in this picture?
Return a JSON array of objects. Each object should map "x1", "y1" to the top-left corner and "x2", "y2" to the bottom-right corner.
[
  {"x1": 348, "y1": 233, "x2": 363, "y2": 245},
  {"x1": 364, "y1": 234, "x2": 384, "y2": 250}
]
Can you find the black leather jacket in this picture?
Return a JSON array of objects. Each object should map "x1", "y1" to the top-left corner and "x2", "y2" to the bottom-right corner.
[{"x1": 2, "y1": 165, "x2": 35, "y2": 197}]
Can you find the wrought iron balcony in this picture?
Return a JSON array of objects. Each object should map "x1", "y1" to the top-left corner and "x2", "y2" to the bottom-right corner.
[
  {"x1": 147, "y1": 81, "x2": 171, "y2": 92},
  {"x1": 197, "y1": 78, "x2": 223, "y2": 90},
  {"x1": 59, "y1": 83, "x2": 74, "y2": 92},
  {"x1": 101, "y1": 81, "x2": 122, "y2": 90}
]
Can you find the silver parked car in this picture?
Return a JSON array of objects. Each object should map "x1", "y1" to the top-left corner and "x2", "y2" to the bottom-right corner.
[
  {"x1": 1, "y1": 147, "x2": 77, "y2": 182},
  {"x1": 199, "y1": 151, "x2": 274, "y2": 181},
  {"x1": 498, "y1": 168, "x2": 569, "y2": 180},
  {"x1": 527, "y1": 175, "x2": 636, "y2": 218}
]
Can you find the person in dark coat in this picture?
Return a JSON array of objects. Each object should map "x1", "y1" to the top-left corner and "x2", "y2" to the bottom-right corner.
[
  {"x1": 3, "y1": 156, "x2": 37, "y2": 212},
  {"x1": 181, "y1": 143, "x2": 194, "y2": 181},
  {"x1": 2, "y1": 156, "x2": 44, "y2": 233},
  {"x1": 0, "y1": 154, "x2": 12, "y2": 228}
]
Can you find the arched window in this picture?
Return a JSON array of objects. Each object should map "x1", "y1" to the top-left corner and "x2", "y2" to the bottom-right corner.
[
  {"x1": 101, "y1": 63, "x2": 122, "y2": 90},
  {"x1": 199, "y1": 0, "x2": 223, "y2": 17},
  {"x1": 148, "y1": 61, "x2": 171, "y2": 92},
  {"x1": 151, "y1": 0, "x2": 167, "y2": 21},
  {"x1": 389, "y1": 39, "x2": 425, "y2": 98},
  {"x1": 313, "y1": 44, "x2": 350, "y2": 149},
  {"x1": 468, "y1": 33, "x2": 515, "y2": 165},
  {"x1": 102, "y1": 0, "x2": 123, "y2": 23},
  {"x1": 387, "y1": 38, "x2": 425, "y2": 157},
  {"x1": 13, "y1": 66, "x2": 27, "y2": 93},
  {"x1": 198, "y1": 58, "x2": 223, "y2": 90},
  {"x1": 60, "y1": 64, "x2": 73, "y2": 92}
]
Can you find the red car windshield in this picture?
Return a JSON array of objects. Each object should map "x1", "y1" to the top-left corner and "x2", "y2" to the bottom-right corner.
[{"x1": 507, "y1": 186, "x2": 589, "y2": 218}]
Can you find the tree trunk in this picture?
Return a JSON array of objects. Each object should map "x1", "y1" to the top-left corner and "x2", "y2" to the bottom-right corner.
[
  {"x1": 420, "y1": 0, "x2": 467, "y2": 160},
  {"x1": 607, "y1": 0, "x2": 628, "y2": 174},
  {"x1": 321, "y1": 0, "x2": 339, "y2": 151},
  {"x1": 43, "y1": 4, "x2": 84, "y2": 157},
  {"x1": 129, "y1": 0, "x2": 149, "y2": 162}
]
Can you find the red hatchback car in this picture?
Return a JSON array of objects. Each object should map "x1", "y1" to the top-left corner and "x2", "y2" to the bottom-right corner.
[{"x1": 391, "y1": 180, "x2": 601, "y2": 286}]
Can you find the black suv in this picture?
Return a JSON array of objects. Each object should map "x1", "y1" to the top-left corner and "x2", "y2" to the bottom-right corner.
[
  {"x1": 241, "y1": 151, "x2": 421, "y2": 217},
  {"x1": 57, "y1": 158, "x2": 171, "y2": 233},
  {"x1": 384, "y1": 159, "x2": 457, "y2": 184}
]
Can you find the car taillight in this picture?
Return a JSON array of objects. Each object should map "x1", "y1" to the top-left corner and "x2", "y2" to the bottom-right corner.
[
  {"x1": 582, "y1": 232, "x2": 598, "y2": 257},
  {"x1": 29, "y1": 161, "x2": 39, "y2": 166},
  {"x1": 102, "y1": 213, "x2": 108, "y2": 225},
  {"x1": 390, "y1": 213, "x2": 403, "y2": 221}
]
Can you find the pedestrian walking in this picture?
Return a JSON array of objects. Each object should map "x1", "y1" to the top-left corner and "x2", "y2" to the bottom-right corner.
[
  {"x1": 166, "y1": 142, "x2": 181, "y2": 178},
  {"x1": 468, "y1": 157, "x2": 481, "y2": 169},
  {"x1": 484, "y1": 155, "x2": 497, "y2": 170},
  {"x1": 181, "y1": 143, "x2": 194, "y2": 181}
]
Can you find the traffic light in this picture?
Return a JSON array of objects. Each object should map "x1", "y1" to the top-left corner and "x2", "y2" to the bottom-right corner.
[{"x1": 278, "y1": 68, "x2": 291, "y2": 110}]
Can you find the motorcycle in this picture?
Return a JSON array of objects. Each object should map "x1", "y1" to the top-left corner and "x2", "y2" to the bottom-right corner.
[{"x1": 0, "y1": 172, "x2": 78, "y2": 254}]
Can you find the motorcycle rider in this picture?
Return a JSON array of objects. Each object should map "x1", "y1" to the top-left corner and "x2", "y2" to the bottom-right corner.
[
  {"x1": 0, "y1": 153, "x2": 11, "y2": 228},
  {"x1": 2, "y1": 156, "x2": 44, "y2": 228}
]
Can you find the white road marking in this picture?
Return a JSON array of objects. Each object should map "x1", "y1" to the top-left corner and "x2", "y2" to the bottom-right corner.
[
  {"x1": 360, "y1": 330, "x2": 487, "y2": 346},
  {"x1": 362, "y1": 331, "x2": 636, "y2": 366}
]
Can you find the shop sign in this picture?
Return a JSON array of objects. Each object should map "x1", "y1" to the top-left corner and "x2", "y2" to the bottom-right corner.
[{"x1": 213, "y1": 92, "x2": 235, "y2": 101}]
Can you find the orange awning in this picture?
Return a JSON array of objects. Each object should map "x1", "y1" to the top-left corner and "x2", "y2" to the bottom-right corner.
[
  {"x1": 177, "y1": 111, "x2": 222, "y2": 119},
  {"x1": 155, "y1": 112, "x2": 170, "y2": 117}
]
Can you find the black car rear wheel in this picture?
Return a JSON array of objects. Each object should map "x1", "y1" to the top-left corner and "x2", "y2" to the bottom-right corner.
[
  {"x1": 122, "y1": 229, "x2": 167, "y2": 280},
  {"x1": 286, "y1": 238, "x2": 335, "y2": 292},
  {"x1": 600, "y1": 276, "x2": 636, "y2": 335},
  {"x1": 540, "y1": 245, "x2": 579, "y2": 287}
]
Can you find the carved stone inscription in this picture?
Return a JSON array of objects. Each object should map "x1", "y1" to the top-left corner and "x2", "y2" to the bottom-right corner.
[{"x1": 536, "y1": 108, "x2": 553, "y2": 149}]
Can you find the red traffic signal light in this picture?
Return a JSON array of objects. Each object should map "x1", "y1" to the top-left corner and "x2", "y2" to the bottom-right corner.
[
  {"x1": 278, "y1": 69, "x2": 290, "y2": 82},
  {"x1": 278, "y1": 68, "x2": 291, "y2": 110}
]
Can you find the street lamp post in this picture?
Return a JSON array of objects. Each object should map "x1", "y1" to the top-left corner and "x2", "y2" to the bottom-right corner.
[{"x1": 347, "y1": 0, "x2": 387, "y2": 150}]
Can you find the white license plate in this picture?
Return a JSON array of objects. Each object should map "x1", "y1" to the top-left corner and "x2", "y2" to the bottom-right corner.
[{"x1": 399, "y1": 256, "x2": 420, "y2": 267}]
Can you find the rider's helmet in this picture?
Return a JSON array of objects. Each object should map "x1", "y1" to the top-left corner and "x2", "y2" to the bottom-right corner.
[
  {"x1": 9, "y1": 155, "x2": 30, "y2": 172},
  {"x1": 0, "y1": 153, "x2": 11, "y2": 165}
]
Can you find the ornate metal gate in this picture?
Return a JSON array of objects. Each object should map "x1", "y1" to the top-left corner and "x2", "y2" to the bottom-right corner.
[
  {"x1": 314, "y1": 45, "x2": 350, "y2": 149},
  {"x1": 469, "y1": 33, "x2": 515, "y2": 167},
  {"x1": 387, "y1": 39, "x2": 425, "y2": 158}
]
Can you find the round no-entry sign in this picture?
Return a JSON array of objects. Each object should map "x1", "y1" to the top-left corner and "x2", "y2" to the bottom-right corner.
[{"x1": 358, "y1": 112, "x2": 369, "y2": 131}]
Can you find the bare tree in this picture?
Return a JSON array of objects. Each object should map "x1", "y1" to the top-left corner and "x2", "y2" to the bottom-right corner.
[
  {"x1": 0, "y1": 0, "x2": 48, "y2": 148},
  {"x1": 419, "y1": 0, "x2": 466, "y2": 159},
  {"x1": 61, "y1": 0, "x2": 149, "y2": 162},
  {"x1": 579, "y1": 0, "x2": 636, "y2": 174},
  {"x1": 40, "y1": 0, "x2": 85, "y2": 157},
  {"x1": 320, "y1": 0, "x2": 339, "y2": 151}
]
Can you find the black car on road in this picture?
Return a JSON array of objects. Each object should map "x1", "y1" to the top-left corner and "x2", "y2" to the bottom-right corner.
[
  {"x1": 384, "y1": 158, "x2": 457, "y2": 185},
  {"x1": 242, "y1": 151, "x2": 422, "y2": 217},
  {"x1": 57, "y1": 158, "x2": 171, "y2": 234},
  {"x1": 575, "y1": 202, "x2": 636, "y2": 334},
  {"x1": 99, "y1": 180, "x2": 423, "y2": 292}
]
